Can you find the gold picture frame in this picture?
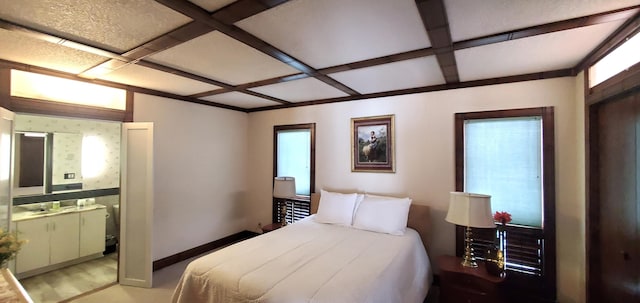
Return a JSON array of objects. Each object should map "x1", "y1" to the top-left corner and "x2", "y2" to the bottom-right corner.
[{"x1": 351, "y1": 114, "x2": 395, "y2": 173}]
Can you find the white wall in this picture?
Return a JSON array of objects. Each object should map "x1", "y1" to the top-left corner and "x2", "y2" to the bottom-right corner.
[
  {"x1": 247, "y1": 77, "x2": 586, "y2": 303},
  {"x1": 133, "y1": 93, "x2": 250, "y2": 260}
]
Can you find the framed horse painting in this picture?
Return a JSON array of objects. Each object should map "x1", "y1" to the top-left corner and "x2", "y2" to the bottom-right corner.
[{"x1": 351, "y1": 114, "x2": 395, "y2": 173}]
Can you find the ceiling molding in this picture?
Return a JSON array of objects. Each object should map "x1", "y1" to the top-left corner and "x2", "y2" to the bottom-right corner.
[
  {"x1": 247, "y1": 68, "x2": 574, "y2": 112},
  {"x1": 211, "y1": 0, "x2": 291, "y2": 24},
  {"x1": 81, "y1": 0, "x2": 291, "y2": 79},
  {"x1": 135, "y1": 61, "x2": 290, "y2": 104},
  {"x1": 80, "y1": 22, "x2": 214, "y2": 77},
  {"x1": 415, "y1": 0, "x2": 459, "y2": 83},
  {"x1": 454, "y1": 5, "x2": 640, "y2": 51},
  {"x1": 2, "y1": 3, "x2": 637, "y2": 112},
  {"x1": 185, "y1": 6, "x2": 640, "y2": 99},
  {"x1": 154, "y1": 0, "x2": 360, "y2": 96},
  {"x1": 235, "y1": 73, "x2": 309, "y2": 90},
  {"x1": 319, "y1": 48, "x2": 436, "y2": 75}
]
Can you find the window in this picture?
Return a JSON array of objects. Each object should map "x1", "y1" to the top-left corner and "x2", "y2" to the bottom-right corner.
[
  {"x1": 273, "y1": 124, "x2": 315, "y2": 223},
  {"x1": 455, "y1": 107, "x2": 556, "y2": 302},
  {"x1": 589, "y1": 32, "x2": 640, "y2": 88}
]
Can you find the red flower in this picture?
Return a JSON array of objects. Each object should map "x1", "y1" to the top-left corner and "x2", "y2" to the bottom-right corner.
[{"x1": 493, "y1": 211, "x2": 512, "y2": 225}]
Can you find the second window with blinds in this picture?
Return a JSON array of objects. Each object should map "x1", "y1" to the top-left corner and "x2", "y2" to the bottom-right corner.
[{"x1": 455, "y1": 107, "x2": 556, "y2": 303}]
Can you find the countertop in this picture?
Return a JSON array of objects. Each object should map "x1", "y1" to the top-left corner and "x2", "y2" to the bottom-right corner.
[{"x1": 12, "y1": 204, "x2": 106, "y2": 222}]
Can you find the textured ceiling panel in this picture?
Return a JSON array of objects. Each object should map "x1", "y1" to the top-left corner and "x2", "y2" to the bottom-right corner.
[
  {"x1": 97, "y1": 64, "x2": 221, "y2": 96},
  {"x1": 201, "y1": 92, "x2": 280, "y2": 108},
  {"x1": 0, "y1": 0, "x2": 191, "y2": 53},
  {"x1": 0, "y1": 29, "x2": 108, "y2": 74},
  {"x1": 446, "y1": 0, "x2": 640, "y2": 41},
  {"x1": 329, "y1": 57, "x2": 446, "y2": 94},
  {"x1": 148, "y1": 31, "x2": 300, "y2": 85},
  {"x1": 249, "y1": 77, "x2": 349, "y2": 102},
  {"x1": 188, "y1": 0, "x2": 237, "y2": 12},
  {"x1": 236, "y1": 0, "x2": 431, "y2": 69},
  {"x1": 456, "y1": 21, "x2": 625, "y2": 81}
]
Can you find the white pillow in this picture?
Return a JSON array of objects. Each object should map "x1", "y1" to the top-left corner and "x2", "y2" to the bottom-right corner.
[
  {"x1": 352, "y1": 194, "x2": 412, "y2": 235},
  {"x1": 314, "y1": 190, "x2": 358, "y2": 226}
]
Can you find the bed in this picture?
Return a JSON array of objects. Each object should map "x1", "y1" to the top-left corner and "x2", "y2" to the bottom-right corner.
[{"x1": 172, "y1": 191, "x2": 432, "y2": 303}]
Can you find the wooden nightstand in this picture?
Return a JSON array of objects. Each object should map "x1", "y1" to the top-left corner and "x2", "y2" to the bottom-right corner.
[
  {"x1": 261, "y1": 222, "x2": 283, "y2": 233},
  {"x1": 438, "y1": 255, "x2": 505, "y2": 303}
]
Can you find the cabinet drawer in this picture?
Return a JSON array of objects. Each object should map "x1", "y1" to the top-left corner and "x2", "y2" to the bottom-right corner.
[
  {"x1": 444, "y1": 271, "x2": 498, "y2": 290},
  {"x1": 441, "y1": 284, "x2": 494, "y2": 303}
]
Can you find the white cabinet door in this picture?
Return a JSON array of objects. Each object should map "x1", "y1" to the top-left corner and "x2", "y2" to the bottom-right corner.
[
  {"x1": 49, "y1": 213, "x2": 80, "y2": 264},
  {"x1": 80, "y1": 208, "x2": 106, "y2": 257},
  {"x1": 15, "y1": 218, "x2": 50, "y2": 273}
]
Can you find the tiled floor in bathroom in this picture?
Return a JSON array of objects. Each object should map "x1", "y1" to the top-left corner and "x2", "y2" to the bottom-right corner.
[{"x1": 19, "y1": 253, "x2": 117, "y2": 303}]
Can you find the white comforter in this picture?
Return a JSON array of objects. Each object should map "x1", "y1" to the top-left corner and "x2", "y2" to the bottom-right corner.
[{"x1": 172, "y1": 216, "x2": 432, "y2": 303}]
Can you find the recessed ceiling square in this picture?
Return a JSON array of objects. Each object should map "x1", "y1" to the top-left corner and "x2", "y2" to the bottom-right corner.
[
  {"x1": 249, "y1": 77, "x2": 349, "y2": 102},
  {"x1": 445, "y1": 0, "x2": 640, "y2": 41},
  {"x1": 329, "y1": 57, "x2": 445, "y2": 94},
  {"x1": 0, "y1": 0, "x2": 192, "y2": 53},
  {"x1": 456, "y1": 21, "x2": 625, "y2": 81},
  {"x1": 147, "y1": 31, "x2": 300, "y2": 85},
  {"x1": 0, "y1": 29, "x2": 108, "y2": 74},
  {"x1": 201, "y1": 92, "x2": 281, "y2": 108},
  {"x1": 236, "y1": 0, "x2": 431, "y2": 69},
  {"x1": 98, "y1": 64, "x2": 221, "y2": 96}
]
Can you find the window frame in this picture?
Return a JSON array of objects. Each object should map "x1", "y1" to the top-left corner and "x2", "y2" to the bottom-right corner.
[
  {"x1": 454, "y1": 107, "x2": 556, "y2": 302},
  {"x1": 273, "y1": 123, "x2": 316, "y2": 224}
]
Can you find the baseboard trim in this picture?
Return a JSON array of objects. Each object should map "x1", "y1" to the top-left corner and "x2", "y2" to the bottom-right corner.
[{"x1": 153, "y1": 230, "x2": 258, "y2": 271}]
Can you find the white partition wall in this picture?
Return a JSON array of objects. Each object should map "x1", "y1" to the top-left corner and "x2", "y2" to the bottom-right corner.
[{"x1": 120, "y1": 122, "x2": 154, "y2": 287}]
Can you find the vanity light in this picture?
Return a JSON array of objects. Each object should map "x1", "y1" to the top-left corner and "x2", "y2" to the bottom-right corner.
[{"x1": 82, "y1": 136, "x2": 106, "y2": 178}]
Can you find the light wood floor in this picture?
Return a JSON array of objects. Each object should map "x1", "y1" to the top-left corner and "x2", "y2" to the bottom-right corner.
[{"x1": 19, "y1": 253, "x2": 117, "y2": 303}]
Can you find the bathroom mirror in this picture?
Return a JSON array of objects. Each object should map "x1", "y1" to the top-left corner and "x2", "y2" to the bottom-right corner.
[{"x1": 13, "y1": 131, "x2": 83, "y2": 196}]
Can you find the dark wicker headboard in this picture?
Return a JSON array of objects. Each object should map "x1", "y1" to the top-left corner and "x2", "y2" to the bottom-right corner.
[{"x1": 310, "y1": 193, "x2": 430, "y2": 250}]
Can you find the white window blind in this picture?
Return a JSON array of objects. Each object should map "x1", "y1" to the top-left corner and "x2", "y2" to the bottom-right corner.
[
  {"x1": 464, "y1": 117, "x2": 543, "y2": 227},
  {"x1": 276, "y1": 129, "x2": 311, "y2": 196}
]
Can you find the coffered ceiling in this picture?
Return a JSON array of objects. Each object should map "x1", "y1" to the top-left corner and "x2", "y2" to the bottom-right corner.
[{"x1": 0, "y1": 0, "x2": 638, "y2": 112}]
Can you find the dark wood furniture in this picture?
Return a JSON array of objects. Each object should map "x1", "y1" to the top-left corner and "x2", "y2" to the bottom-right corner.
[
  {"x1": 438, "y1": 255, "x2": 505, "y2": 303},
  {"x1": 261, "y1": 222, "x2": 283, "y2": 233}
]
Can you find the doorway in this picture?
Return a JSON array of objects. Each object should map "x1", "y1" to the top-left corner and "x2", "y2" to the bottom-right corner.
[{"x1": 587, "y1": 91, "x2": 640, "y2": 301}]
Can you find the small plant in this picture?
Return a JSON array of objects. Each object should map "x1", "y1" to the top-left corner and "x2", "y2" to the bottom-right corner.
[
  {"x1": 0, "y1": 229, "x2": 26, "y2": 266},
  {"x1": 493, "y1": 211, "x2": 512, "y2": 225}
]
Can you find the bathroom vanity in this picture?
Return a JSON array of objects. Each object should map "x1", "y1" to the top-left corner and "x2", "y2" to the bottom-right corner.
[{"x1": 11, "y1": 203, "x2": 106, "y2": 278}]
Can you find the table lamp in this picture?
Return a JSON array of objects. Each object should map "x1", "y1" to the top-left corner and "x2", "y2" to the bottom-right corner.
[
  {"x1": 273, "y1": 176, "x2": 296, "y2": 226},
  {"x1": 446, "y1": 192, "x2": 495, "y2": 267}
]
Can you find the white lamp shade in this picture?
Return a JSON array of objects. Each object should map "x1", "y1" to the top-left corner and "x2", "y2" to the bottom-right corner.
[
  {"x1": 445, "y1": 192, "x2": 495, "y2": 228},
  {"x1": 273, "y1": 176, "x2": 296, "y2": 198}
]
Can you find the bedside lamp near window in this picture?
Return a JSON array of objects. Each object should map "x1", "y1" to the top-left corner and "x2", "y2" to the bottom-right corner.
[
  {"x1": 273, "y1": 177, "x2": 296, "y2": 226},
  {"x1": 446, "y1": 192, "x2": 495, "y2": 268}
]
